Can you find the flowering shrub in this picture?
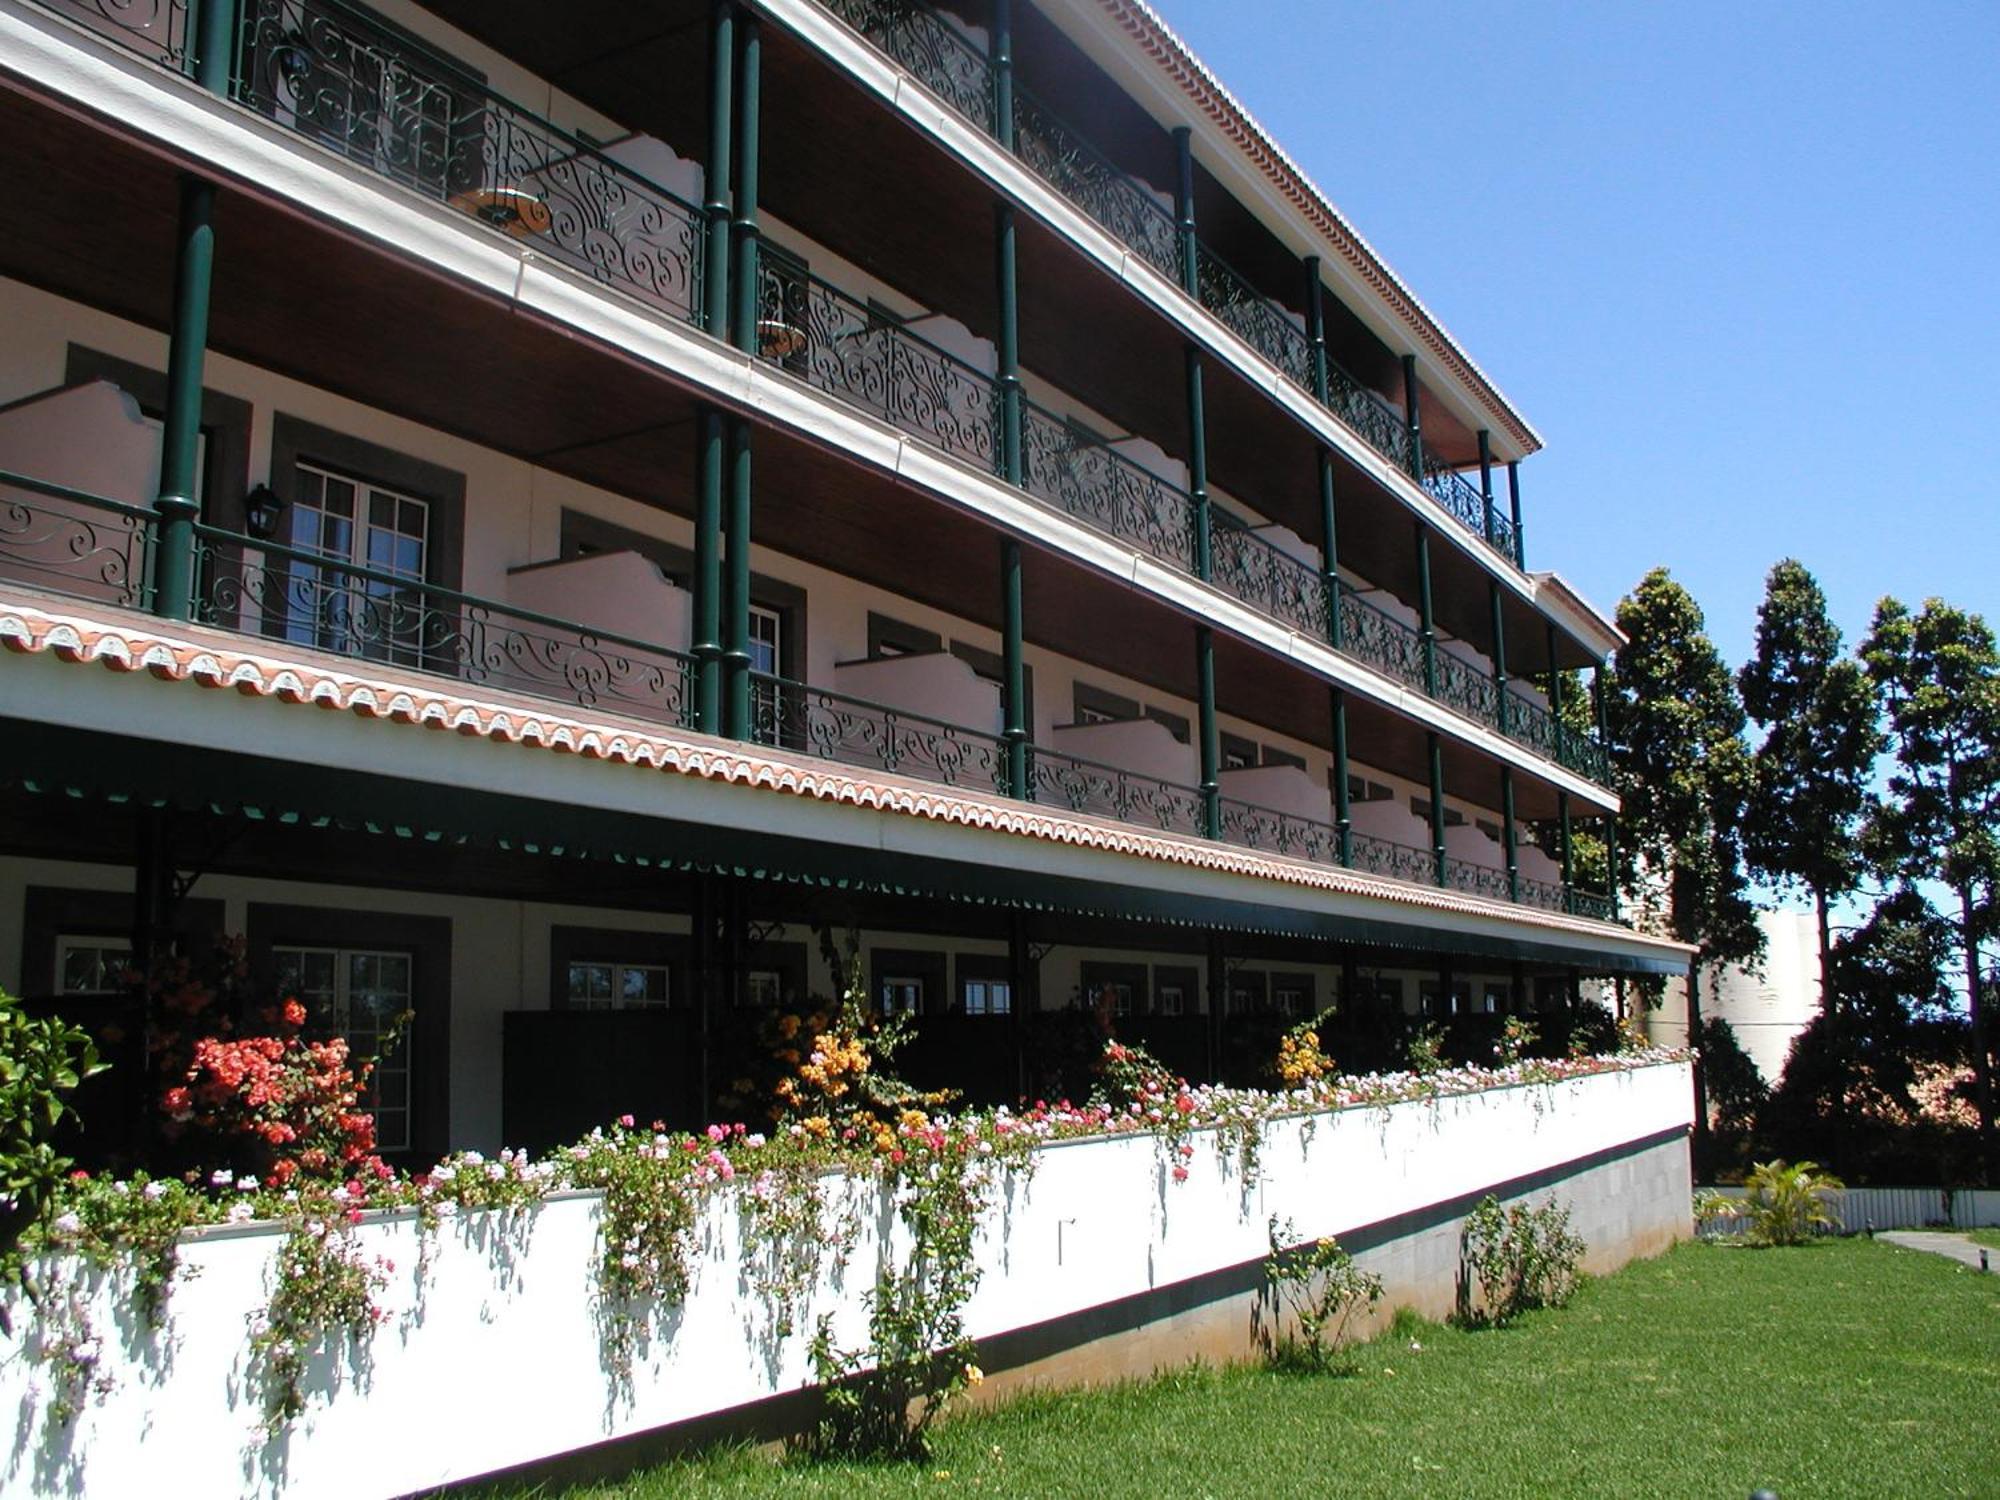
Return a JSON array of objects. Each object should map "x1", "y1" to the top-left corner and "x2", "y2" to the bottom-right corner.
[
  {"x1": 251, "y1": 1191, "x2": 391, "y2": 1432},
  {"x1": 1456, "y1": 1193, "x2": 1586, "y2": 1327},
  {"x1": 1274, "y1": 1012, "x2": 1337, "y2": 1088},
  {"x1": 1258, "y1": 1217, "x2": 1382, "y2": 1374},
  {"x1": 0, "y1": 988, "x2": 106, "y2": 1283},
  {"x1": 163, "y1": 998, "x2": 390, "y2": 1188}
]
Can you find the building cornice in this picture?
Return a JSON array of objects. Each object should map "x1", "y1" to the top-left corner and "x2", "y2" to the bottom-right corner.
[
  {"x1": 1076, "y1": 0, "x2": 1543, "y2": 457},
  {"x1": 0, "y1": 592, "x2": 1680, "y2": 958}
]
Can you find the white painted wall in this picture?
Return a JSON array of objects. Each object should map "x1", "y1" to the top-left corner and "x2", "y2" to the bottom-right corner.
[
  {"x1": 0, "y1": 1062, "x2": 1693, "y2": 1499},
  {"x1": 1646, "y1": 909, "x2": 1821, "y2": 1082}
]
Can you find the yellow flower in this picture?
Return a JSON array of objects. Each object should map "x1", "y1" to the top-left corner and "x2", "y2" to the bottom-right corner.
[
  {"x1": 964, "y1": 1363, "x2": 984, "y2": 1386},
  {"x1": 777, "y1": 1013, "x2": 801, "y2": 1040}
]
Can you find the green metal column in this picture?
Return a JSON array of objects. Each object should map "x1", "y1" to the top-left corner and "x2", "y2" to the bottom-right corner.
[
  {"x1": 1507, "y1": 461, "x2": 1525, "y2": 568},
  {"x1": 729, "y1": 13, "x2": 762, "y2": 354},
  {"x1": 1489, "y1": 580, "x2": 1510, "y2": 737},
  {"x1": 1546, "y1": 622, "x2": 1565, "y2": 765},
  {"x1": 1415, "y1": 522, "x2": 1437, "y2": 697},
  {"x1": 1558, "y1": 789, "x2": 1575, "y2": 906},
  {"x1": 992, "y1": 26, "x2": 1028, "y2": 796},
  {"x1": 1477, "y1": 428, "x2": 1496, "y2": 545},
  {"x1": 1596, "y1": 665, "x2": 1620, "y2": 919},
  {"x1": 1402, "y1": 353, "x2": 1424, "y2": 479},
  {"x1": 1173, "y1": 126, "x2": 1198, "y2": 297},
  {"x1": 703, "y1": 0, "x2": 734, "y2": 338},
  {"x1": 1001, "y1": 541, "x2": 1027, "y2": 796},
  {"x1": 724, "y1": 419, "x2": 753, "y2": 737},
  {"x1": 192, "y1": 0, "x2": 237, "y2": 94},
  {"x1": 1196, "y1": 625, "x2": 1220, "y2": 839},
  {"x1": 721, "y1": 14, "x2": 760, "y2": 738},
  {"x1": 1427, "y1": 731, "x2": 1447, "y2": 887},
  {"x1": 1308, "y1": 258, "x2": 1342, "y2": 648},
  {"x1": 991, "y1": 0, "x2": 1015, "y2": 147},
  {"x1": 692, "y1": 411, "x2": 725, "y2": 732},
  {"x1": 1501, "y1": 766, "x2": 1519, "y2": 904},
  {"x1": 151, "y1": 175, "x2": 218, "y2": 621},
  {"x1": 1330, "y1": 687, "x2": 1352, "y2": 866}
]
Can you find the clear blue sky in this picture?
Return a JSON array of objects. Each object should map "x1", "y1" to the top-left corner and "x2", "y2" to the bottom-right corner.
[{"x1": 1150, "y1": 0, "x2": 2000, "y2": 671}]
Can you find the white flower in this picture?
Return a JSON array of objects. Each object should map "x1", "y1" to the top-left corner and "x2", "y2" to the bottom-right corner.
[
  {"x1": 226, "y1": 1202, "x2": 255, "y2": 1224},
  {"x1": 50, "y1": 1212, "x2": 81, "y2": 1237},
  {"x1": 141, "y1": 1181, "x2": 167, "y2": 1201},
  {"x1": 210, "y1": 1169, "x2": 234, "y2": 1187}
]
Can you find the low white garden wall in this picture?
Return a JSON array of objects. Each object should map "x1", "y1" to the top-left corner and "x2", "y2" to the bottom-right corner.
[{"x1": 0, "y1": 1062, "x2": 1692, "y2": 1498}]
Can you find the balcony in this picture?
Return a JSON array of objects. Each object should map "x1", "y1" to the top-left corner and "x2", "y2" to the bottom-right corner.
[
  {"x1": 0, "y1": 471, "x2": 1621, "y2": 923},
  {"x1": 10, "y1": 0, "x2": 1610, "y2": 790},
  {"x1": 812, "y1": 0, "x2": 1522, "y2": 565}
]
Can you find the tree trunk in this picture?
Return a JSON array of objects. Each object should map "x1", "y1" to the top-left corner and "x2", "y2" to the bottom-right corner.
[
  {"x1": 1962, "y1": 888, "x2": 1993, "y2": 1186},
  {"x1": 1818, "y1": 888, "x2": 1842, "y2": 1177},
  {"x1": 1686, "y1": 958, "x2": 1708, "y2": 1178}
]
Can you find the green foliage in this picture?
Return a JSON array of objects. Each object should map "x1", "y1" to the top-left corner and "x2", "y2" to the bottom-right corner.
[
  {"x1": 1405, "y1": 1022, "x2": 1445, "y2": 1078},
  {"x1": 0, "y1": 988, "x2": 106, "y2": 1283},
  {"x1": 1497, "y1": 1016, "x2": 1538, "y2": 1068},
  {"x1": 1258, "y1": 1217, "x2": 1383, "y2": 1374},
  {"x1": 1739, "y1": 560, "x2": 1882, "y2": 913},
  {"x1": 1862, "y1": 595, "x2": 2000, "y2": 1150},
  {"x1": 1605, "y1": 569, "x2": 1762, "y2": 972},
  {"x1": 801, "y1": 1135, "x2": 991, "y2": 1463},
  {"x1": 1738, "y1": 1159, "x2": 1843, "y2": 1246},
  {"x1": 250, "y1": 1197, "x2": 390, "y2": 1433},
  {"x1": 1696, "y1": 1017, "x2": 1766, "y2": 1133},
  {"x1": 540, "y1": 1239, "x2": 1995, "y2": 1499},
  {"x1": 1455, "y1": 1194, "x2": 1585, "y2": 1327}
]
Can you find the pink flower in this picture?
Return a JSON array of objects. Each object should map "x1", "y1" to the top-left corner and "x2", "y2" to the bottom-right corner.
[{"x1": 617, "y1": 1114, "x2": 635, "y2": 1129}]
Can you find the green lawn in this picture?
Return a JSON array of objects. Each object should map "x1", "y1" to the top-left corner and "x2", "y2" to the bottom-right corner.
[
  {"x1": 1963, "y1": 1227, "x2": 2000, "y2": 1252},
  {"x1": 508, "y1": 1239, "x2": 1998, "y2": 1500}
]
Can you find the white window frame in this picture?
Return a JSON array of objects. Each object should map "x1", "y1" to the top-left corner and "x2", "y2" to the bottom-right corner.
[
  {"x1": 566, "y1": 960, "x2": 671, "y2": 1011},
  {"x1": 54, "y1": 935, "x2": 132, "y2": 995},
  {"x1": 270, "y1": 943, "x2": 414, "y2": 1152}
]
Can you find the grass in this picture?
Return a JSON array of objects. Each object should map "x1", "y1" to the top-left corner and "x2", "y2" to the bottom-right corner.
[
  {"x1": 1962, "y1": 1227, "x2": 2000, "y2": 1252},
  {"x1": 503, "y1": 1238, "x2": 1998, "y2": 1500}
]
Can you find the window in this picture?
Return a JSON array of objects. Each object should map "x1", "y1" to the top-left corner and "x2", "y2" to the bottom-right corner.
[
  {"x1": 1272, "y1": 973, "x2": 1315, "y2": 1019},
  {"x1": 1346, "y1": 775, "x2": 1394, "y2": 803},
  {"x1": 1476, "y1": 819, "x2": 1504, "y2": 843},
  {"x1": 1073, "y1": 682, "x2": 1141, "y2": 726},
  {"x1": 1220, "y1": 732, "x2": 1258, "y2": 772},
  {"x1": 1410, "y1": 797, "x2": 1465, "y2": 827},
  {"x1": 1419, "y1": 980, "x2": 1473, "y2": 1018},
  {"x1": 1153, "y1": 964, "x2": 1199, "y2": 1018},
  {"x1": 1482, "y1": 983, "x2": 1511, "y2": 1016},
  {"x1": 1262, "y1": 746, "x2": 1307, "y2": 773},
  {"x1": 1081, "y1": 961, "x2": 1148, "y2": 1017},
  {"x1": 279, "y1": 461, "x2": 431, "y2": 664},
  {"x1": 743, "y1": 970, "x2": 784, "y2": 1008},
  {"x1": 880, "y1": 975, "x2": 925, "y2": 1016},
  {"x1": 55, "y1": 937, "x2": 131, "y2": 995},
  {"x1": 272, "y1": 945, "x2": 415, "y2": 1152},
  {"x1": 566, "y1": 961, "x2": 670, "y2": 1010},
  {"x1": 867, "y1": 612, "x2": 943, "y2": 660},
  {"x1": 1143, "y1": 706, "x2": 1190, "y2": 744},
  {"x1": 1228, "y1": 970, "x2": 1269, "y2": 1016},
  {"x1": 961, "y1": 978, "x2": 1010, "y2": 1017}
]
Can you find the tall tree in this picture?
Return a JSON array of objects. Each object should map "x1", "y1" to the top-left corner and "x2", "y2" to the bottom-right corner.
[
  {"x1": 1737, "y1": 560, "x2": 1881, "y2": 1103},
  {"x1": 1862, "y1": 597, "x2": 2000, "y2": 1177},
  {"x1": 1606, "y1": 569, "x2": 1764, "y2": 1155}
]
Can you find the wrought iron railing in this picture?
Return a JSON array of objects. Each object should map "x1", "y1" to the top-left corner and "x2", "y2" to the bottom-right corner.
[
  {"x1": 818, "y1": 0, "x2": 994, "y2": 130},
  {"x1": 1192, "y1": 243, "x2": 1313, "y2": 390},
  {"x1": 0, "y1": 471, "x2": 155, "y2": 611},
  {"x1": 190, "y1": 524, "x2": 698, "y2": 725},
  {"x1": 759, "y1": 263, "x2": 999, "y2": 472},
  {"x1": 1338, "y1": 590, "x2": 1430, "y2": 697},
  {"x1": 1565, "y1": 888, "x2": 1617, "y2": 922},
  {"x1": 233, "y1": 0, "x2": 704, "y2": 328},
  {"x1": 1026, "y1": 745, "x2": 1206, "y2": 837},
  {"x1": 748, "y1": 671, "x2": 1008, "y2": 794},
  {"x1": 42, "y1": 0, "x2": 189, "y2": 69},
  {"x1": 1433, "y1": 647, "x2": 1500, "y2": 729},
  {"x1": 1013, "y1": 85, "x2": 1180, "y2": 281},
  {"x1": 1018, "y1": 405, "x2": 1197, "y2": 573},
  {"x1": 1210, "y1": 515, "x2": 1328, "y2": 639},
  {"x1": 0, "y1": 478, "x2": 1616, "y2": 918},
  {"x1": 1421, "y1": 461, "x2": 1487, "y2": 541}
]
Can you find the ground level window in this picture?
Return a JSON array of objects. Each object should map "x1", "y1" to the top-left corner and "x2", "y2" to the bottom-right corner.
[
  {"x1": 272, "y1": 945, "x2": 414, "y2": 1152},
  {"x1": 961, "y1": 977, "x2": 1010, "y2": 1016},
  {"x1": 566, "y1": 961, "x2": 670, "y2": 1010},
  {"x1": 742, "y1": 969, "x2": 784, "y2": 1008},
  {"x1": 880, "y1": 975, "x2": 924, "y2": 1016},
  {"x1": 55, "y1": 935, "x2": 132, "y2": 995}
]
